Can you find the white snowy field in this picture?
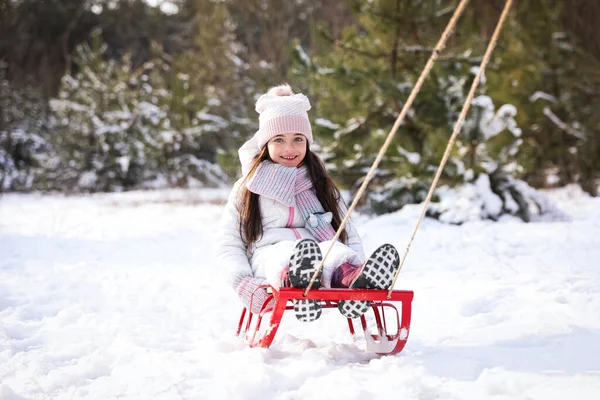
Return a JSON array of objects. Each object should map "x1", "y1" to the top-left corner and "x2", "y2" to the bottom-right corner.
[{"x1": 1, "y1": 186, "x2": 599, "y2": 400}]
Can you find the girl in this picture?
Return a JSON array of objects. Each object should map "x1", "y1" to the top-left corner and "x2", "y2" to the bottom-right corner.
[{"x1": 217, "y1": 84, "x2": 400, "y2": 322}]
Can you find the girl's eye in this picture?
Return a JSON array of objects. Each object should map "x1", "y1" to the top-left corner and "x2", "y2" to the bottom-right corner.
[
  {"x1": 274, "y1": 138, "x2": 283, "y2": 143},
  {"x1": 294, "y1": 137, "x2": 304, "y2": 142}
]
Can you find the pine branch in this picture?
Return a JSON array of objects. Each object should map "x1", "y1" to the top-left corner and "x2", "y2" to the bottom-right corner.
[{"x1": 543, "y1": 107, "x2": 586, "y2": 140}]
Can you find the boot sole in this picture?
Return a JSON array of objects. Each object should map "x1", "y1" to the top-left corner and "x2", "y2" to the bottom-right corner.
[{"x1": 289, "y1": 239, "x2": 323, "y2": 322}]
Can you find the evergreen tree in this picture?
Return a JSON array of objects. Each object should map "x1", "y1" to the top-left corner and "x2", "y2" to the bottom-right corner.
[
  {"x1": 176, "y1": 0, "x2": 356, "y2": 179},
  {"x1": 289, "y1": 0, "x2": 492, "y2": 202},
  {"x1": 175, "y1": 0, "x2": 258, "y2": 179},
  {"x1": 289, "y1": 0, "x2": 580, "y2": 220},
  {"x1": 0, "y1": 62, "x2": 53, "y2": 192},
  {"x1": 49, "y1": 31, "x2": 228, "y2": 192}
]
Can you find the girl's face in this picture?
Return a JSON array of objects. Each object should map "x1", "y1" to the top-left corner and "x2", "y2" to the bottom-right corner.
[{"x1": 267, "y1": 132, "x2": 307, "y2": 168}]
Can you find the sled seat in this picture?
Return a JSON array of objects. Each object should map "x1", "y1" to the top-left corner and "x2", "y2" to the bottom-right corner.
[{"x1": 236, "y1": 286, "x2": 414, "y2": 355}]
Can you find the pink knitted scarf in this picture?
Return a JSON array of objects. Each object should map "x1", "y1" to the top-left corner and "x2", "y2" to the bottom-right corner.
[{"x1": 246, "y1": 161, "x2": 336, "y2": 242}]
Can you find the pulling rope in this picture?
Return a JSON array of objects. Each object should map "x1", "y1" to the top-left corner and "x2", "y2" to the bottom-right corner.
[
  {"x1": 386, "y1": 0, "x2": 513, "y2": 297},
  {"x1": 303, "y1": 0, "x2": 471, "y2": 297}
]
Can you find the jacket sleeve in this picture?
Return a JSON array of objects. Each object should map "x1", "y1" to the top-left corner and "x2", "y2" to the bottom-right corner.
[{"x1": 217, "y1": 180, "x2": 264, "y2": 289}]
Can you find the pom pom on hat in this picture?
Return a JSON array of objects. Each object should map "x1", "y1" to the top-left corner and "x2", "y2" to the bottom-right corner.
[
  {"x1": 253, "y1": 83, "x2": 313, "y2": 149},
  {"x1": 268, "y1": 83, "x2": 293, "y2": 97}
]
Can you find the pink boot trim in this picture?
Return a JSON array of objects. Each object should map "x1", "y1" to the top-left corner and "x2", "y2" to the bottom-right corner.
[{"x1": 331, "y1": 262, "x2": 362, "y2": 288}]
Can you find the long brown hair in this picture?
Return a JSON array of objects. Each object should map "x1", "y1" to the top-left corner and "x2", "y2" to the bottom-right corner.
[{"x1": 236, "y1": 144, "x2": 348, "y2": 247}]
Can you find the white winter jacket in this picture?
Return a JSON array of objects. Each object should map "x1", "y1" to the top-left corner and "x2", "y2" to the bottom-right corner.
[{"x1": 217, "y1": 179, "x2": 365, "y2": 290}]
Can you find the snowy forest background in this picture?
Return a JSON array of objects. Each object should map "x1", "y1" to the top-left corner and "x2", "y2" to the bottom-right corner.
[{"x1": 1, "y1": 0, "x2": 599, "y2": 222}]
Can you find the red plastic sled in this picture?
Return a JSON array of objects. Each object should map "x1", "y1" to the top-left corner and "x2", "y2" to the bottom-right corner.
[{"x1": 237, "y1": 286, "x2": 414, "y2": 355}]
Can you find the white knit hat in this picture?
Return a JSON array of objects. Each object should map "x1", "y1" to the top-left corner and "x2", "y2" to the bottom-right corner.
[{"x1": 254, "y1": 83, "x2": 313, "y2": 149}]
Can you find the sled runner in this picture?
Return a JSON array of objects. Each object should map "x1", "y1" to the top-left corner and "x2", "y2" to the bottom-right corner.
[{"x1": 236, "y1": 286, "x2": 414, "y2": 355}]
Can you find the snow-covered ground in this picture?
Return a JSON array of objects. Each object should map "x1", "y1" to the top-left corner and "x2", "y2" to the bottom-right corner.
[{"x1": 1, "y1": 185, "x2": 599, "y2": 399}]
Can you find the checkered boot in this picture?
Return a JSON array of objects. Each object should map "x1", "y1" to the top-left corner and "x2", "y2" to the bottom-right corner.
[
  {"x1": 337, "y1": 243, "x2": 400, "y2": 319},
  {"x1": 288, "y1": 239, "x2": 323, "y2": 322}
]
